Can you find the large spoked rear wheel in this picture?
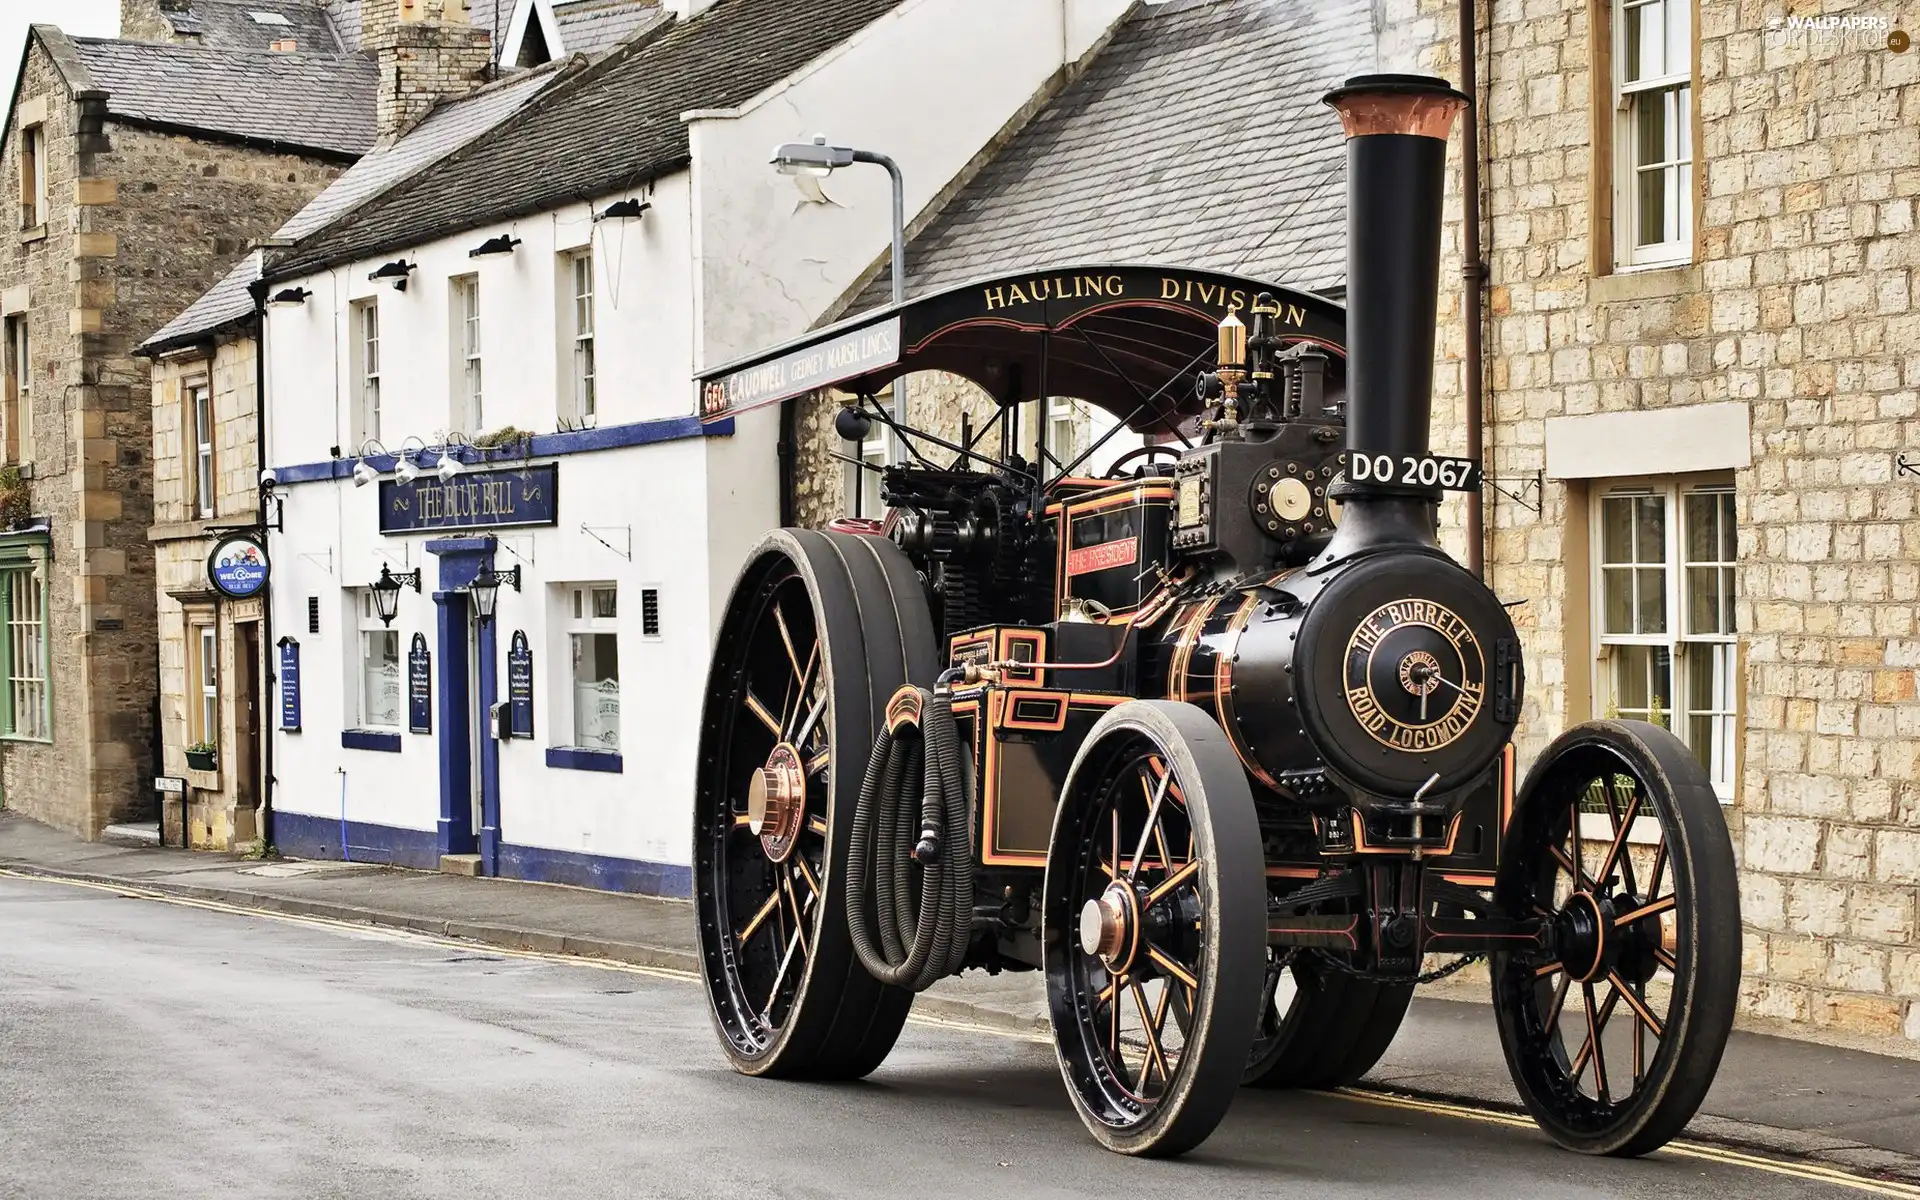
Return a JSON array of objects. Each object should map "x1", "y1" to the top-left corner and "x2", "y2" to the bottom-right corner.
[
  {"x1": 1491, "y1": 720, "x2": 1739, "y2": 1156},
  {"x1": 1242, "y1": 949, "x2": 1412, "y2": 1088},
  {"x1": 1044, "y1": 701, "x2": 1265, "y2": 1157},
  {"x1": 693, "y1": 529, "x2": 936, "y2": 1079}
]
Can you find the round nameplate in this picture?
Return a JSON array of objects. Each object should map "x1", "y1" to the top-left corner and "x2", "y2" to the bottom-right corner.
[
  {"x1": 207, "y1": 533, "x2": 270, "y2": 599},
  {"x1": 1341, "y1": 599, "x2": 1487, "y2": 753}
]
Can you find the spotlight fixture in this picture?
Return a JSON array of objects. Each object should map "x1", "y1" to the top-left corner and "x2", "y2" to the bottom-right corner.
[
  {"x1": 267, "y1": 287, "x2": 311, "y2": 307},
  {"x1": 595, "y1": 198, "x2": 650, "y2": 221},
  {"x1": 369, "y1": 563, "x2": 421, "y2": 627},
  {"x1": 368, "y1": 259, "x2": 415, "y2": 291},
  {"x1": 468, "y1": 563, "x2": 522, "y2": 624},
  {"x1": 436, "y1": 452, "x2": 465, "y2": 483},
  {"x1": 351, "y1": 459, "x2": 379, "y2": 488},
  {"x1": 394, "y1": 455, "x2": 421, "y2": 484},
  {"x1": 469, "y1": 234, "x2": 522, "y2": 258}
]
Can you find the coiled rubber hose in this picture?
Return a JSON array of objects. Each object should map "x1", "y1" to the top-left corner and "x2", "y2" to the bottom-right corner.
[{"x1": 846, "y1": 687, "x2": 974, "y2": 991}]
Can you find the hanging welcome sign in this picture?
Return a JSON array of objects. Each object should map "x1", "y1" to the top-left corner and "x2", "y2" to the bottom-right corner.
[{"x1": 208, "y1": 533, "x2": 269, "y2": 599}]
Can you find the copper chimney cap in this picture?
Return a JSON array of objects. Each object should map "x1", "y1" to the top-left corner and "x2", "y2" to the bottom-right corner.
[{"x1": 1323, "y1": 74, "x2": 1469, "y2": 141}]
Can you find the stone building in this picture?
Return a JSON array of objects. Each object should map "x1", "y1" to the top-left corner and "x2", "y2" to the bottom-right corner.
[
  {"x1": 1385, "y1": 0, "x2": 1919, "y2": 1043},
  {"x1": 137, "y1": 50, "x2": 565, "y2": 849},
  {"x1": 0, "y1": 21, "x2": 373, "y2": 838}
]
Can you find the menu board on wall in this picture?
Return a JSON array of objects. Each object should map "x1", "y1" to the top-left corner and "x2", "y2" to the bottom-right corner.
[
  {"x1": 278, "y1": 637, "x2": 301, "y2": 732},
  {"x1": 408, "y1": 633, "x2": 432, "y2": 735},
  {"x1": 507, "y1": 630, "x2": 534, "y2": 740}
]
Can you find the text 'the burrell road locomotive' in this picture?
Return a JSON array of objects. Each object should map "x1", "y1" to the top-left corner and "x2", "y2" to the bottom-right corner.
[{"x1": 692, "y1": 74, "x2": 1739, "y2": 1158}]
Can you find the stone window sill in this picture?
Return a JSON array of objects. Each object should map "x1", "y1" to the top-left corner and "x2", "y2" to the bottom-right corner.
[
  {"x1": 1590, "y1": 264, "x2": 1699, "y2": 304},
  {"x1": 186, "y1": 766, "x2": 221, "y2": 791},
  {"x1": 18, "y1": 224, "x2": 46, "y2": 245},
  {"x1": 0, "y1": 733, "x2": 52, "y2": 745}
]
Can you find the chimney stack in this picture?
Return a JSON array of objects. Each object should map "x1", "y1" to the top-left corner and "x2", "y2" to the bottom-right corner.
[
  {"x1": 1315, "y1": 74, "x2": 1467, "y2": 553},
  {"x1": 362, "y1": 0, "x2": 493, "y2": 140}
]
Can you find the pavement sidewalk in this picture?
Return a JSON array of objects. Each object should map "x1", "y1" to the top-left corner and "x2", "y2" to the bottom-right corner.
[{"x1": 6, "y1": 811, "x2": 1920, "y2": 1181}]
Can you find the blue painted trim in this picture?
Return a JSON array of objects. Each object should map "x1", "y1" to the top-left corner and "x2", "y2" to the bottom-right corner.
[
  {"x1": 426, "y1": 536, "x2": 494, "y2": 555},
  {"x1": 478, "y1": 607, "x2": 502, "y2": 876},
  {"x1": 434, "y1": 589, "x2": 477, "y2": 857},
  {"x1": 497, "y1": 842, "x2": 691, "y2": 898},
  {"x1": 272, "y1": 810, "x2": 439, "y2": 870},
  {"x1": 545, "y1": 747, "x2": 623, "y2": 774},
  {"x1": 271, "y1": 415, "x2": 734, "y2": 485},
  {"x1": 341, "y1": 729, "x2": 402, "y2": 753}
]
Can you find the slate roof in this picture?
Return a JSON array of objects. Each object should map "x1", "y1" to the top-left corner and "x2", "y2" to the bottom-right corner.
[
  {"x1": 141, "y1": 61, "x2": 570, "y2": 354},
  {"x1": 554, "y1": 0, "x2": 663, "y2": 58},
  {"x1": 267, "y1": 0, "x2": 906, "y2": 279},
  {"x1": 70, "y1": 36, "x2": 378, "y2": 158},
  {"x1": 148, "y1": 0, "x2": 350, "y2": 53},
  {"x1": 849, "y1": 0, "x2": 1369, "y2": 314}
]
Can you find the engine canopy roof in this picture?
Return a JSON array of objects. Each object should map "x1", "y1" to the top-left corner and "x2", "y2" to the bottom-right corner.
[{"x1": 698, "y1": 263, "x2": 1346, "y2": 435}]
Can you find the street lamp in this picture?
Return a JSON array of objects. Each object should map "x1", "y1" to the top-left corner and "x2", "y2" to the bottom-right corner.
[
  {"x1": 771, "y1": 136, "x2": 905, "y2": 307},
  {"x1": 370, "y1": 563, "x2": 420, "y2": 627},
  {"x1": 468, "y1": 564, "x2": 521, "y2": 625},
  {"x1": 771, "y1": 135, "x2": 907, "y2": 431}
]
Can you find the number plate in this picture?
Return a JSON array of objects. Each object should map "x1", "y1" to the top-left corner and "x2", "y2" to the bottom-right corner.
[{"x1": 1347, "y1": 453, "x2": 1483, "y2": 492}]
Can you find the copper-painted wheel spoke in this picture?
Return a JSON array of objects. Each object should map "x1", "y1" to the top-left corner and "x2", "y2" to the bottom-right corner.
[
  {"x1": 1569, "y1": 799, "x2": 1584, "y2": 891},
  {"x1": 1609, "y1": 970, "x2": 1666, "y2": 1037},
  {"x1": 1097, "y1": 972, "x2": 1123, "y2": 1009},
  {"x1": 1595, "y1": 793, "x2": 1641, "y2": 892},
  {"x1": 732, "y1": 813, "x2": 754, "y2": 830},
  {"x1": 807, "y1": 815, "x2": 828, "y2": 837},
  {"x1": 736, "y1": 890, "x2": 781, "y2": 944},
  {"x1": 1549, "y1": 844, "x2": 1594, "y2": 891},
  {"x1": 763, "y1": 924, "x2": 802, "y2": 1016},
  {"x1": 743, "y1": 690, "x2": 782, "y2": 737},
  {"x1": 805, "y1": 748, "x2": 829, "y2": 776},
  {"x1": 1533, "y1": 960, "x2": 1563, "y2": 979},
  {"x1": 793, "y1": 856, "x2": 820, "y2": 899},
  {"x1": 1648, "y1": 839, "x2": 1670, "y2": 903},
  {"x1": 1110, "y1": 805, "x2": 1121, "y2": 884},
  {"x1": 783, "y1": 642, "x2": 820, "y2": 740},
  {"x1": 1654, "y1": 946, "x2": 1678, "y2": 972},
  {"x1": 772, "y1": 603, "x2": 806, "y2": 691},
  {"x1": 782, "y1": 876, "x2": 810, "y2": 960},
  {"x1": 1615, "y1": 895, "x2": 1677, "y2": 926},
  {"x1": 1131, "y1": 983, "x2": 1171, "y2": 1087},
  {"x1": 1586, "y1": 984, "x2": 1617, "y2": 1102},
  {"x1": 1147, "y1": 946, "x2": 1198, "y2": 991},
  {"x1": 1145, "y1": 860, "x2": 1201, "y2": 904},
  {"x1": 1607, "y1": 776, "x2": 1642, "y2": 896},
  {"x1": 1544, "y1": 973, "x2": 1572, "y2": 1037}
]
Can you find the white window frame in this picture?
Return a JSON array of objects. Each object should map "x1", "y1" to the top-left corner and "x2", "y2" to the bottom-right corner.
[
  {"x1": 355, "y1": 589, "x2": 402, "y2": 730},
  {"x1": 3, "y1": 313, "x2": 28, "y2": 464},
  {"x1": 564, "y1": 583, "x2": 621, "y2": 752},
  {"x1": 569, "y1": 250, "x2": 596, "y2": 427},
  {"x1": 190, "y1": 381, "x2": 215, "y2": 518},
  {"x1": 453, "y1": 274, "x2": 483, "y2": 431},
  {"x1": 1045, "y1": 397, "x2": 1092, "y2": 473},
  {"x1": 189, "y1": 620, "x2": 219, "y2": 746},
  {"x1": 352, "y1": 299, "x2": 380, "y2": 446},
  {"x1": 1590, "y1": 475, "x2": 1737, "y2": 801},
  {"x1": 20, "y1": 123, "x2": 45, "y2": 230},
  {"x1": 1, "y1": 562, "x2": 49, "y2": 741},
  {"x1": 1613, "y1": 0, "x2": 1693, "y2": 269}
]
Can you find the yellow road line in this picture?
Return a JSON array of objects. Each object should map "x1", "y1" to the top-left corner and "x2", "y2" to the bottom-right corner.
[
  {"x1": 1332, "y1": 1089, "x2": 1920, "y2": 1199},
  {"x1": 12, "y1": 867, "x2": 1920, "y2": 1196}
]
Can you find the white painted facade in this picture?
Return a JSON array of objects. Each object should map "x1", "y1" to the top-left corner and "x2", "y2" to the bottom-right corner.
[{"x1": 260, "y1": 0, "x2": 1132, "y2": 886}]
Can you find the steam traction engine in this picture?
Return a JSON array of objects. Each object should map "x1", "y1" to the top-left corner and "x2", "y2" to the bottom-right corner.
[{"x1": 692, "y1": 75, "x2": 1739, "y2": 1159}]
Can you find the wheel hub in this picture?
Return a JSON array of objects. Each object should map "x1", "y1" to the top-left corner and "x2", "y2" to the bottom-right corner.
[
  {"x1": 1079, "y1": 882, "x2": 1142, "y2": 974},
  {"x1": 1555, "y1": 891, "x2": 1615, "y2": 983},
  {"x1": 747, "y1": 742, "x2": 807, "y2": 863}
]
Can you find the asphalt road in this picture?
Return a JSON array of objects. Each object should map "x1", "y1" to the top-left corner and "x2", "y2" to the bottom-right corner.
[{"x1": 0, "y1": 872, "x2": 1902, "y2": 1200}]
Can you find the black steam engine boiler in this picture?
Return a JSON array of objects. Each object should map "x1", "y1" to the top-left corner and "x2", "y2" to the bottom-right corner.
[{"x1": 692, "y1": 74, "x2": 1739, "y2": 1158}]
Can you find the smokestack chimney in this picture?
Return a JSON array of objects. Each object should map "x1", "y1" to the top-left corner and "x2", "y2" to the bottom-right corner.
[
  {"x1": 362, "y1": 0, "x2": 493, "y2": 140},
  {"x1": 1317, "y1": 73, "x2": 1467, "y2": 553}
]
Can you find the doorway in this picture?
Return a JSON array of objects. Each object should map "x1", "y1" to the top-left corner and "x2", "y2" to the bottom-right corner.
[{"x1": 235, "y1": 620, "x2": 260, "y2": 817}]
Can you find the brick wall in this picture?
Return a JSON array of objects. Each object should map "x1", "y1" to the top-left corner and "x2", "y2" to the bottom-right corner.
[{"x1": 361, "y1": 0, "x2": 491, "y2": 139}]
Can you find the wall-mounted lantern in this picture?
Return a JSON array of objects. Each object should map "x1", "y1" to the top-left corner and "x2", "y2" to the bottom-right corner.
[
  {"x1": 370, "y1": 563, "x2": 421, "y2": 626},
  {"x1": 369, "y1": 259, "x2": 416, "y2": 292},
  {"x1": 469, "y1": 234, "x2": 522, "y2": 258},
  {"x1": 594, "y1": 198, "x2": 649, "y2": 222},
  {"x1": 267, "y1": 287, "x2": 311, "y2": 307},
  {"x1": 469, "y1": 564, "x2": 521, "y2": 624}
]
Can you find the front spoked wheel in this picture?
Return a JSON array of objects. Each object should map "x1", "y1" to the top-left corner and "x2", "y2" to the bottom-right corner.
[
  {"x1": 1043, "y1": 701, "x2": 1264, "y2": 1157},
  {"x1": 1491, "y1": 720, "x2": 1739, "y2": 1156}
]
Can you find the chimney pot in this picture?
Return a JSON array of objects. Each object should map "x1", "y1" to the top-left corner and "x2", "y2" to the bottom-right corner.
[{"x1": 270, "y1": 37, "x2": 297, "y2": 51}]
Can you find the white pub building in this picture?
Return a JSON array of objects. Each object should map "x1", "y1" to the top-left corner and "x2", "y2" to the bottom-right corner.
[{"x1": 249, "y1": 0, "x2": 1130, "y2": 891}]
